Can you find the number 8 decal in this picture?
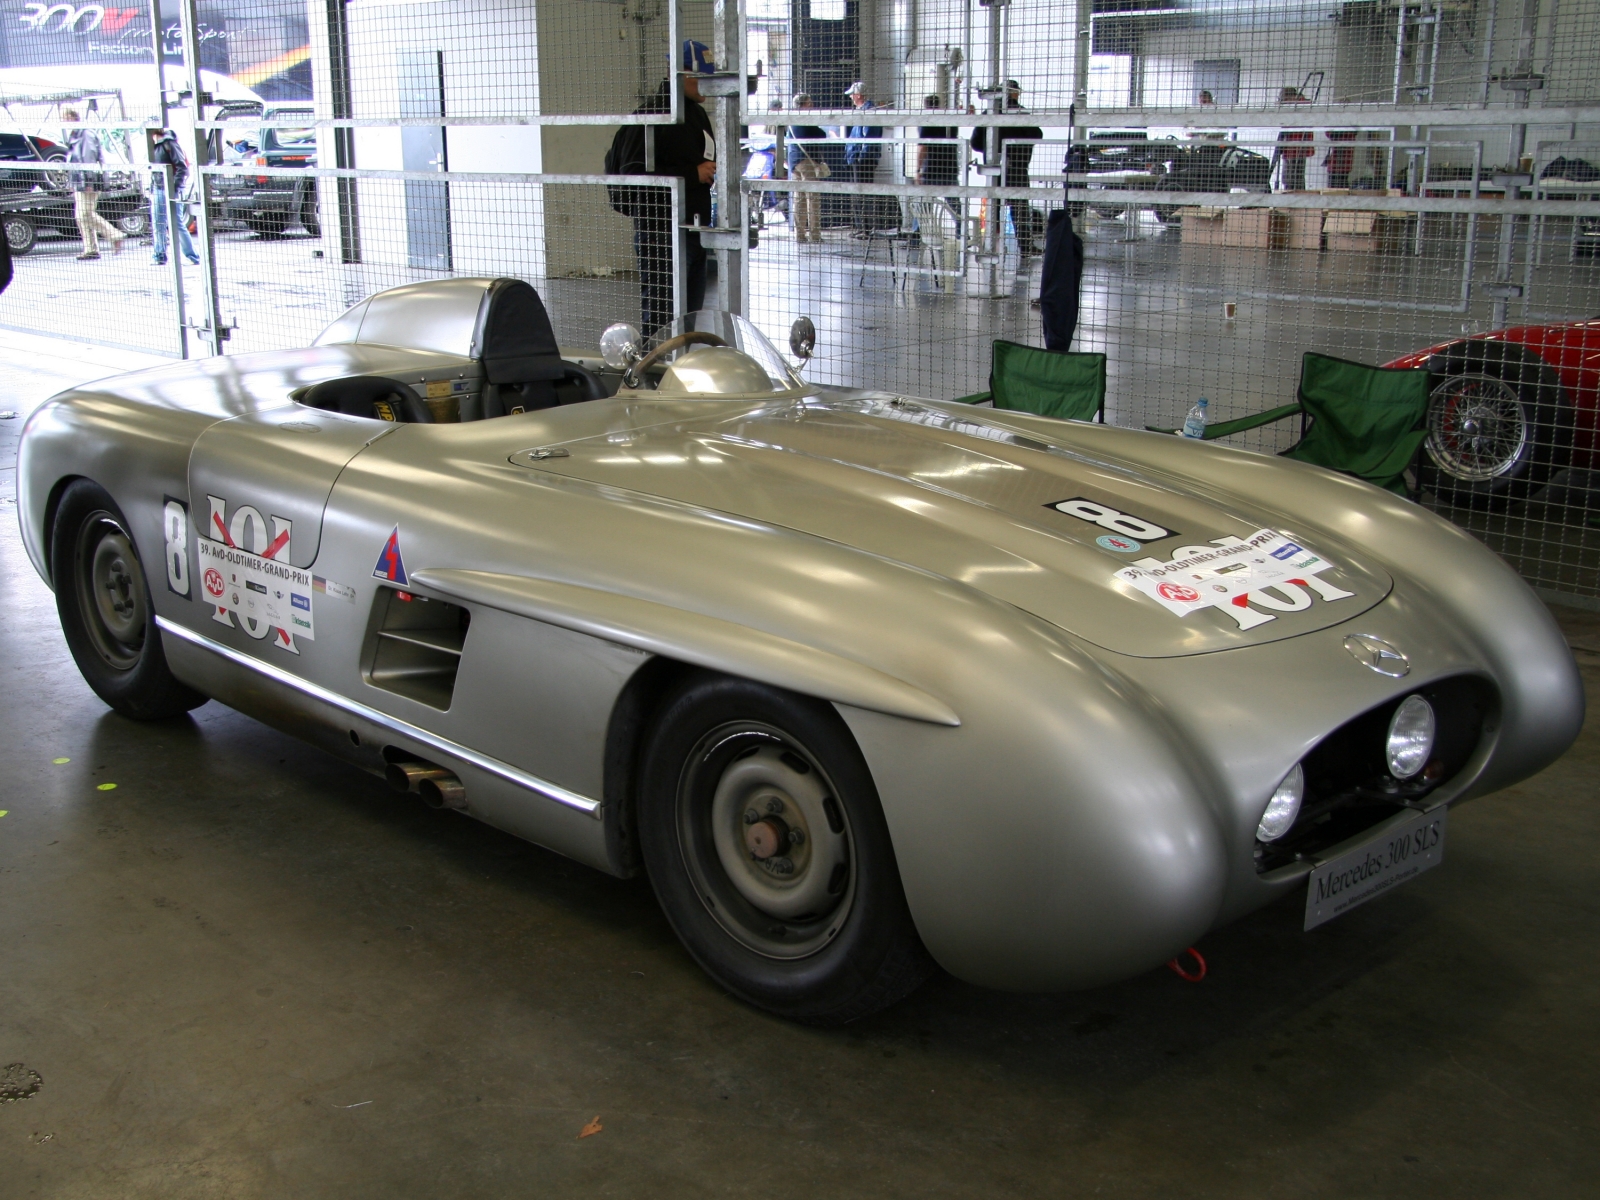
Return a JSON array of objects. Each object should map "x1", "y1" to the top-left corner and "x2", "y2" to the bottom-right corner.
[{"x1": 162, "y1": 497, "x2": 191, "y2": 598}]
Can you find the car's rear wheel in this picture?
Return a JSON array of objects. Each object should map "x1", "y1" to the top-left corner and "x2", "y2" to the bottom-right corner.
[
  {"x1": 4, "y1": 212, "x2": 35, "y2": 255},
  {"x1": 41, "y1": 153, "x2": 68, "y2": 194},
  {"x1": 300, "y1": 184, "x2": 321, "y2": 236},
  {"x1": 637, "y1": 672, "x2": 932, "y2": 1024},
  {"x1": 51, "y1": 481, "x2": 206, "y2": 720},
  {"x1": 1419, "y1": 348, "x2": 1573, "y2": 505}
]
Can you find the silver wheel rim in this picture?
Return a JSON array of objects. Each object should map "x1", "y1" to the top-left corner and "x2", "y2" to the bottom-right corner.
[
  {"x1": 676, "y1": 722, "x2": 856, "y2": 960},
  {"x1": 1425, "y1": 373, "x2": 1530, "y2": 483},
  {"x1": 76, "y1": 513, "x2": 147, "y2": 671}
]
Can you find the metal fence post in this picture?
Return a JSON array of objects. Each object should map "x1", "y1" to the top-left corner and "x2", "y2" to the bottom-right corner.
[{"x1": 178, "y1": 0, "x2": 228, "y2": 353}]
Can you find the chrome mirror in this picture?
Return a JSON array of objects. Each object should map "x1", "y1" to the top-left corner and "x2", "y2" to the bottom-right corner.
[
  {"x1": 600, "y1": 323, "x2": 644, "y2": 371},
  {"x1": 789, "y1": 316, "x2": 816, "y2": 369}
]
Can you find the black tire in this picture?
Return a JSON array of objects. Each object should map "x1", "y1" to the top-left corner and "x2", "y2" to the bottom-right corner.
[
  {"x1": 114, "y1": 207, "x2": 149, "y2": 238},
  {"x1": 50, "y1": 480, "x2": 206, "y2": 720},
  {"x1": 42, "y1": 153, "x2": 68, "y2": 195},
  {"x1": 637, "y1": 672, "x2": 933, "y2": 1024},
  {"x1": 245, "y1": 211, "x2": 289, "y2": 238},
  {"x1": 300, "y1": 184, "x2": 321, "y2": 236},
  {"x1": 4, "y1": 212, "x2": 35, "y2": 255},
  {"x1": 1418, "y1": 344, "x2": 1574, "y2": 505}
]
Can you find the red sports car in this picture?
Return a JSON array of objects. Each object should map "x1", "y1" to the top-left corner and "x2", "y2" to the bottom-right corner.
[{"x1": 1386, "y1": 318, "x2": 1600, "y2": 499}]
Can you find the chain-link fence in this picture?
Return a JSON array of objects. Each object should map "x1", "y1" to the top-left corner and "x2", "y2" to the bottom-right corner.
[{"x1": 2, "y1": 0, "x2": 1598, "y2": 604}]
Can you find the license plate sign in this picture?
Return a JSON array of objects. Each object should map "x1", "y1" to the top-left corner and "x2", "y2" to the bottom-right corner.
[{"x1": 1304, "y1": 807, "x2": 1447, "y2": 930}]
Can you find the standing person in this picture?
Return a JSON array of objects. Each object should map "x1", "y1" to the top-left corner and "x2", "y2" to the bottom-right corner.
[
  {"x1": 971, "y1": 80, "x2": 1043, "y2": 253},
  {"x1": 64, "y1": 109, "x2": 124, "y2": 260},
  {"x1": 917, "y1": 94, "x2": 959, "y2": 200},
  {"x1": 625, "y1": 40, "x2": 716, "y2": 340},
  {"x1": 842, "y1": 82, "x2": 882, "y2": 235},
  {"x1": 786, "y1": 94, "x2": 828, "y2": 245},
  {"x1": 148, "y1": 128, "x2": 199, "y2": 267},
  {"x1": 1325, "y1": 129, "x2": 1357, "y2": 189},
  {"x1": 1271, "y1": 87, "x2": 1314, "y2": 192}
]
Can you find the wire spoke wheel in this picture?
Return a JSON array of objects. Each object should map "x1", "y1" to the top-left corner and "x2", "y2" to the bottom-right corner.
[
  {"x1": 677, "y1": 722, "x2": 855, "y2": 960},
  {"x1": 1425, "y1": 373, "x2": 1530, "y2": 484},
  {"x1": 74, "y1": 513, "x2": 149, "y2": 671}
]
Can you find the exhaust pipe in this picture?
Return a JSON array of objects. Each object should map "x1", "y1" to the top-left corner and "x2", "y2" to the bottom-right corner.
[
  {"x1": 386, "y1": 761, "x2": 454, "y2": 794},
  {"x1": 418, "y1": 775, "x2": 467, "y2": 811}
]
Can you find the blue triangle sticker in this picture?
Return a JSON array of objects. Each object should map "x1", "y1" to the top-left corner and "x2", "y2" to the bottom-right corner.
[{"x1": 372, "y1": 527, "x2": 408, "y2": 585}]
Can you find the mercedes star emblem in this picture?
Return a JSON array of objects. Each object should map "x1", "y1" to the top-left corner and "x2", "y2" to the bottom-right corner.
[{"x1": 1343, "y1": 634, "x2": 1410, "y2": 677}]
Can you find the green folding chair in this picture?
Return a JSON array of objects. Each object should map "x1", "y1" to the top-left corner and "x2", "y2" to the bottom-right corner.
[
  {"x1": 955, "y1": 340, "x2": 1107, "y2": 422},
  {"x1": 1146, "y1": 352, "x2": 1431, "y2": 496}
]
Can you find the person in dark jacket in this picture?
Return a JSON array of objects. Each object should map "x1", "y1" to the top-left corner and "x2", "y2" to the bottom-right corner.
[
  {"x1": 786, "y1": 94, "x2": 828, "y2": 244},
  {"x1": 632, "y1": 40, "x2": 718, "y2": 338},
  {"x1": 917, "y1": 94, "x2": 960, "y2": 193},
  {"x1": 843, "y1": 81, "x2": 882, "y2": 234},
  {"x1": 148, "y1": 128, "x2": 199, "y2": 266},
  {"x1": 971, "y1": 81, "x2": 1042, "y2": 253}
]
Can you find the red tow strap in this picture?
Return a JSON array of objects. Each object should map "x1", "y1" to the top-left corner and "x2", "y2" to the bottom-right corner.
[{"x1": 1167, "y1": 946, "x2": 1207, "y2": 982}]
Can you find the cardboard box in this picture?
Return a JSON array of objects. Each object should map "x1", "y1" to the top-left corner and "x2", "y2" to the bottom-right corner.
[
  {"x1": 1324, "y1": 210, "x2": 1377, "y2": 252},
  {"x1": 1270, "y1": 203, "x2": 1325, "y2": 250},
  {"x1": 1177, "y1": 206, "x2": 1271, "y2": 249},
  {"x1": 1323, "y1": 208, "x2": 1418, "y2": 254}
]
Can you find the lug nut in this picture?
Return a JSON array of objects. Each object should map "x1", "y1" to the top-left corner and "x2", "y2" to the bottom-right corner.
[
  {"x1": 771, "y1": 857, "x2": 795, "y2": 875},
  {"x1": 765, "y1": 797, "x2": 785, "y2": 815},
  {"x1": 743, "y1": 808, "x2": 760, "y2": 825},
  {"x1": 788, "y1": 829, "x2": 805, "y2": 846}
]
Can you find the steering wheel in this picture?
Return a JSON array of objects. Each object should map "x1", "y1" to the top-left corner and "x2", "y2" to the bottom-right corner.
[{"x1": 625, "y1": 330, "x2": 728, "y2": 389}]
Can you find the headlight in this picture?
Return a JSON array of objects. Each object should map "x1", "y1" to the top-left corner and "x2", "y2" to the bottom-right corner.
[
  {"x1": 1256, "y1": 763, "x2": 1304, "y2": 843},
  {"x1": 1386, "y1": 694, "x2": 1436, "y2": 779}
]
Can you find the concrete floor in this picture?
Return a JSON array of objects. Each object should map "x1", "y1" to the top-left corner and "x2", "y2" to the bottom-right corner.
[{"x1": 3, "y1": 332, "x2": 1599, "y2": 1197}]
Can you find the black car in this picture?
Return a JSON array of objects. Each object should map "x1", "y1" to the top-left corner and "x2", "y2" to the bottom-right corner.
[
  {"x1": 2, "y1": 188, "x2": 149, "y2": 255},
  {"x1": 213, "y1": 108, "x2": 320, "y2": 237},
  {"x1": 1151, "y1": 143, "x2": 1272, "y2": 221},
  {"x1": 0, "y1": 132, "x2": 67, "y2": 194}
]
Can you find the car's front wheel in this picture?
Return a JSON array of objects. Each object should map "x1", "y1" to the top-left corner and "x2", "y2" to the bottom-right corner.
[
  {"x1": 1419, "y1": 348, "x2": 1573, "y2": 504},
  {"x1": 51, "y1": 480, "x2": 206, "y2": 720},
  {"x1": 637, "y1": 672, "x2": 932, "y2": 1023}
]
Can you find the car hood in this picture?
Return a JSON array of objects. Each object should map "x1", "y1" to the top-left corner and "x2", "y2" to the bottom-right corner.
[{"x1": 517, "y1": 395, "x2": 1392, "y2": 658}]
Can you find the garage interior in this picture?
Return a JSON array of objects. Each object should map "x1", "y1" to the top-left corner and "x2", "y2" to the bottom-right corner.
[{"x1": 4, "y1": 0, "x2": 1600, "y2": 1194}]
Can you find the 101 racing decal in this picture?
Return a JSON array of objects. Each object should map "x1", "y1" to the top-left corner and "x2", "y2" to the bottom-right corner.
[
  {"x1": 1113, "y1": 529, "x2": 1356, "y2": 630},
  {"x1": 177, "y1": 495, "x2": 316, "y2": 653}
]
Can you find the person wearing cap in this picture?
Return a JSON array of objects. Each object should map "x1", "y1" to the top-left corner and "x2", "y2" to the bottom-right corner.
[
  {"x1": 786, "y1": 94, "x2": 828, "y2": 244},
  {"x1": 62, "y1": 108, "x2": 125, "y2": 260},
  {"x1": 843, "y1": 82, "x2": 883, "y2": 234},
  {"x1": 628, "y1": 40, "x2": 718, "y2": 337},
  {"x1": 971, "y1": 80, "x2": 1043, "y2": 254}
]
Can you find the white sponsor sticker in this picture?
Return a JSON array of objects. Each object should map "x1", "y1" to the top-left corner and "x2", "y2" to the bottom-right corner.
[
  {"x1": 1113, "y1": 529, "x2": 1355, "y2": 629},
  {"x1": 198, "y1": 539, "x2": 315, "y2": 651}
]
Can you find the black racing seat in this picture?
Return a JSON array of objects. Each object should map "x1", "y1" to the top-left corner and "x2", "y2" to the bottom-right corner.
[
  {"x1": 472, "y1": 278, "x2": 608, "y2": 416},
  {"x1": 301, "y1": 375, "x2": 435, "y2": 423}
]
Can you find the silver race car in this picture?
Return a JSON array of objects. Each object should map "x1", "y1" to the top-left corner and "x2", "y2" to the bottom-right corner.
[{"x1": 17, "y1": 278, "x2": 1584, "y2": 1022}]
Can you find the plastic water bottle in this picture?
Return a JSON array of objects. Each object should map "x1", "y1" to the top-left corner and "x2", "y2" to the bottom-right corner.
[{"x1": 1181, "y1": 397, "x2": 1210, "y2": 439}]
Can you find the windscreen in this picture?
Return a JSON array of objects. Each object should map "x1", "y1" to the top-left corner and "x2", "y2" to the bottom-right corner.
[{"x1": 654, "y1": 310, "x2": 806, "y2": 397}]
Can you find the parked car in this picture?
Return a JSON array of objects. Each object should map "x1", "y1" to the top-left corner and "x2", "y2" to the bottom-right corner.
[
  {"x1": 0, "y1": 131, "x2": 66, "y2": 193},
  {"x1": 17, "y1": 279, "x2": 1583, "y2": 1021},
  {"x1": 1386, "y1": 318, "x2": 1600, "y2": 501},
  {"x1": 1151, "y1": 143, "x2": 1273, "y2": 221},
  {"x1": 211, "y1": 105, "x2": 319, "y2": 237},
  {"x1": 1068, "y1": 136, "x2": 1271, "y2": 222},
  {"x1": 2, "y1": 186, "x2": 148, "y2": 254}
]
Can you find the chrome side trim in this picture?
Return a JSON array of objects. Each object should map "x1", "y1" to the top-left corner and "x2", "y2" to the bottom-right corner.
[{"x1": 155, "y1": 617, "x2": 603, "y2": 819}]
